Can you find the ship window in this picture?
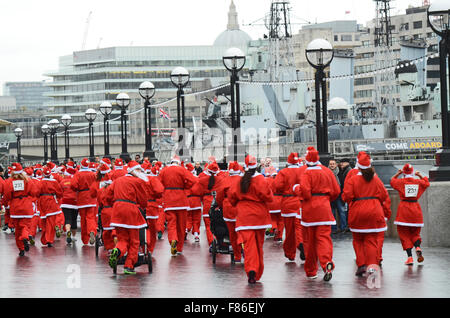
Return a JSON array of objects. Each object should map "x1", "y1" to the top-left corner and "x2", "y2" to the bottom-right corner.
[{"x1": 373, "y1": 128, "x2": 377, "y2": 131}]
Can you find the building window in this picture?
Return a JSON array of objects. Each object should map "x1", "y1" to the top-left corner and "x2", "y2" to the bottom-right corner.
[
  {"x1": 341, "y1": 34, "x2": 353, "y2": 41},
  {"x1": 400, "y1": 23, "x2": 409, "y2": 31},
  {"x1": 334, "y1": 35, "x2": 339, "y2": 41},
  {"x1": 413, "y1": 21, "x2": 423, "y2": 29}
]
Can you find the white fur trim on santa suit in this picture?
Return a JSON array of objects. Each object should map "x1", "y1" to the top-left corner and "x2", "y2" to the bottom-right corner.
[
  {"x1": 77, "y1": 204, "x2": 97, "y2": 209},
  {"x1": 109, "y1": 222, "x2": 148, "y2": 229},
  {"x1": 349, "y1": 226, "x2": 388, "y2": 233},
  {"x1": 269, "y1": 210, "x2": 281, "y2": 214},
  {"x1": 60, "y1": 204, "x2": 79, "y2": 210},
  {"x1": 10, "y1": 215, "x2": 34, "y2": 219},
  {"x1": 12, "y1": 170, "x2": 24, "y2": 174},
  {"x1": 146, "y1": 215, "x2": 159, "y2": 220},
  {"x1": 223, "y1": 217, "x2": 236, "y2": 222},
  {"x1": 115, "y1": 166, "x2": 123, "y2": 170},
  {"x1": 305, "y1": 160, "x2": 321, "y2": 166},
  {"x1": 45, "y1": 210, "x2": 63, "y2": 217},
  {"x1": 281, "y1": 212, "x2": 298, "y2": 217},
  {"x1": 293, "y1": 184, "x2": 300, "y2": 192},
  {"x1": 187, "y1": 206, "x2": 202, "y2": 211},
  {"x1": 394, "y1": 221, "x2": 424, "y2": 227},
  {"x1": 127, "y1": 164, "x2": 142, "y2": 174},
  {"x1": 235, "y1": 224, "x2": 272, "y2": 232},
  {"x1": 301, "y1": 220, "x2": 336, "y2": 227},
  {"x1": 287, "y1": 165, "x2": 299, "y2": 169},
  {"x1": 403, "y1": 174, "x2": 415, "y2": 178},
  {"x1": 164, "y1": 206, "x2": 190, "y2": 212},
  {"x1": 306, "y1": 166, "x2": 322, "y2": 170}
]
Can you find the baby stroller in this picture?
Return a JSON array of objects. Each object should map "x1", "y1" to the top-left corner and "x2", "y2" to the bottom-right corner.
[
  {"x1": 101, "y1": 206, "x2": 152, "y2": 274},
  {"x1": 209, "y1": 192, "x2": 234, "y2": 264}
]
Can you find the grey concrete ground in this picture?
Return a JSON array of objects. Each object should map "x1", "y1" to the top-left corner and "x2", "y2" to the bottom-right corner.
[{"x1": 0, "y1": 227, "x2": 449, "y2": 298}]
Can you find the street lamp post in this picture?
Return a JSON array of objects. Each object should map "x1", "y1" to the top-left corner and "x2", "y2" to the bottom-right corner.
[
  {"x1": 223, "y1": 47, "x2": 246, "y2": 162},
  {"x1": 41, "y1": 124, "x2": 50, "y2": 163},
  {"x1": 116, "y1": 93, "x2": 131, "y2": 161},
  {"x1": 306, "y1": 38, "x2": 334, "y2": 166},
  {"x1": 428, "y1": 1, "x2": 450, "y2": 181},
  {"x1": 139, "y1": 81, "x2": 156, "y2": 161},
  {"x1": 85, "y1": 108, "x2": 97, "y2": 162},
  {"x1": 99, "y1": 102, "x2": 112, "y2": 159},
  {"x1": 48, "y1": 119, "x2": 60, "y2": 163},
  {"x1": 14, "y1": 128, "x2": 23, "y2": 163},
  {"x1": 61, "y1": 114, "x2": 72, "y2": 160},
  {"x1": 170, "y1": 67, "x2": 190, "y2": 160}
]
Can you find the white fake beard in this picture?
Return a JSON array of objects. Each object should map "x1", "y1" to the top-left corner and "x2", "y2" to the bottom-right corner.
[{"x1": 133, "y1": 171, "x2": 148, "y2": 182}]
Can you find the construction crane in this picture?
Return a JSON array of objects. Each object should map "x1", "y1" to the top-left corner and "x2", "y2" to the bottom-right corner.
[{"x1": 81, "y1": 11, "x2": 92, "y2": 51}]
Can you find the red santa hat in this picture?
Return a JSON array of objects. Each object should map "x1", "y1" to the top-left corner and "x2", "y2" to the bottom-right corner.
[
  {"x1": 46, "y1": 161, "x2": 56, "y2": 172},
  {"x1": 43, "y1": 166, "x2": 52, "y2": 177},
  {"x1": 155, "y1": 161, "x2": 162, "y2": 168},
  {"x1": 66, "y1": 166, "x2": 77, "y2": 175},
  {"x1": 100, "y1": 157, "x2": 112, "y2": 167},
  {"x1": 356, "y1": 152, "x2": 372, "y2": 169},
  {"x1": 11, "y1": 163, "x2": 23, "y2": 175},
  {"x1": 150, "y1": 166, "x2": 160, "y2": 176},
  {"x1": 208, "y1": 156, "x2": 216, "y2": 164},
  {"x1": 244, "y1": 155, "x2": 258, "y2": 170},
  {"x1": 171, "y1": 155, "x2": 181, "y2": 165},
  {"x1": 66, "y1": 161, "x2": 75, "y2": 168},
  {"x1": 228, "y1": 161, "x2": 241, "y2": 175},
  {"x1": 186, "y1": 163, "x2": 194, "y2": 172},
  {"x1": 35, "y1": 169, "x2": 43, "y2": 179},
  {"x1": 207, "y1": 162, "x2": 220, "y2": 174},
  {"x1": 127, "y1": 160, "x2": 142, "y2": 174},
  {"x1": 305, "y1": 148, "x2": 320, "y2": 166},
  {"x1": 34, "y1": 163, "x2": 43, "y2": 171},
  {"x1": 80, "y1": 158, "x2": 90, "y2": 169},
  {"x1": 114, "y1": 158, "x2": 123, "y2": 167},
  {"x1": 402, "y1": 163, "x2": 414, "y2": 176},
  {"x1": 287, "y1": 152, "x2": 299, "y2": 165},
  {"x1": 99, "y1": 164, "x2": 111, "y2": 175},
  {"x1": 25, "y1": 167, "x2": 34, "y2": 177}
]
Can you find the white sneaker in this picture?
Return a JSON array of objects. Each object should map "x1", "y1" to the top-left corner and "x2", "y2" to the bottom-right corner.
[
  {"x1": 308, "y1": 274, "x2": 318, "y2": 279},
  {"x1": 5, "y1": 228, "x2": 12, "y2": 234}
]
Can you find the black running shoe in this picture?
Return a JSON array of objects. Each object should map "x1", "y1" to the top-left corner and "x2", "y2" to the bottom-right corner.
[
  {"x1": 19, "y1": 250, "x2": 25, "y2": 257},
  {"x1": 248, "y1": 270, "x2": 256, "y2": 284},
  {"x1": 23, "y1": 239, "x2": 29, "y2": 252}
]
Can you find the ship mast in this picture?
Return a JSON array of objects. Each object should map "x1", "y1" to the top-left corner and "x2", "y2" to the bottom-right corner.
[{"x1": 373, "y1": 0, "x2": 404, "y2": 124}]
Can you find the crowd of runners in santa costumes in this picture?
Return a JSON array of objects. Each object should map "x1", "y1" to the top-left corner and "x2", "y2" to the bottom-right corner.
[{"x1": 0, "y1": 150, "x2": 431, "y2": 282}]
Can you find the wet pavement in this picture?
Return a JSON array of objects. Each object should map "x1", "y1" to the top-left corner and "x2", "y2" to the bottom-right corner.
[{"x1": 0, "y1": 225, "x2": 449, "y2": 298}]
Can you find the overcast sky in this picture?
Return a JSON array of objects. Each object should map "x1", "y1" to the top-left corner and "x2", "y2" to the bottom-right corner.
[{"x1": 0, "y1": 0, "x2": 425, "y2": 94}]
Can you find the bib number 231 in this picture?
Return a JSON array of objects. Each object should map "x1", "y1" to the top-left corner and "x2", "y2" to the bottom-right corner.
[{"x1": 405, "y1": 184, "x2": 419, "y2": 198}]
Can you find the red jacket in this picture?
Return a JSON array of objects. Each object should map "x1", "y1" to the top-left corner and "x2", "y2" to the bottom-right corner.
[
  {"x1": 191, "y1": 171, "x2": 226, "y2": 216},
  {"x1": 265, "y1": 176, "x2": 282, "y2": 214},
  {"x1": 274, "y1": 165, "x2": 302, "y2": 217},
  {"x1": 228, "y1": 172, "x2": 273, "y2": 232},
  {"x1": 105, "y1": 175, "x2": 149, "y2": 229},
  {"x1": 146, "y1": 175, "x2": 164, "y2": 219},
  {"x1": 342, "y1": 174, "x2": 388, "y2": 233},
  {"x1": 297, "y1": 165, "x2": 340, "y2": 226},
  {"x1": 216, "y1": 174, "x2": 240, "y2": 221},
  {"x1": 37, "y1": 177, "x2": 63, "y2": 218},
  {"x1": 390, "y1": 175, "x2": 429, "y2": 227},
  {"x1": 158, "y1": 164, "x2": 198, "y2": 212},
  {"x1": 2, "y1": 177, "x2": 39, "y2": 218},
  {"x1": 60, "y1": 175, "x2": 78, "y2": 209},
  {"x1": 111, "y1": 167, "x2": 127, "y2": 181},
  {"x1": 70, "y1": 169, "x2": 96, "y2": 208}
]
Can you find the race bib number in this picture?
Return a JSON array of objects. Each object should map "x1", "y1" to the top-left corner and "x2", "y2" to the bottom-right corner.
[
  {"x1": 405, "y1": 184, "x2": 419, "y2": 198},
  {"x1": 12, "y1": 180, "x2": 25, "y2": 192}
]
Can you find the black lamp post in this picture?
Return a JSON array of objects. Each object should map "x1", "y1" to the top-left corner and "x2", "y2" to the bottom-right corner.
[
  {"x1": 85, "y1": 108, "x2": 97, "y2": 162},
  {"x1": 99, "y1": 101, "x2": 112, "y2": 159},
  {"x1": 48, "y1": 119, "x2": 60, "y2": 163},
  {"x1": 116, "y1": 93, "x2": 131, "y2": 161},
  {"x1": 223, "y1": 47, "x2": 246, "y2": 162},
  {"x1": 428, "y1": 1, "x2": 450, "y2": 181},
  {"x1": 61, "y1": 114, "x2": 72, "y2": 160},
  {"x1": 41, "y1": 124, "x2": 50, "y2": 163},
  {"x1": 14, "y1": 128, "x2": 23, "y2": 163},
  {"x1": 306, "y1": 38, "x2": 334, "y2": 167},
  {"x1": 170, "y1": 67, "x2": 190, "y2": 160},
  {"x1": 139, "y1": 81, "x2": 156, "y2": 161}
]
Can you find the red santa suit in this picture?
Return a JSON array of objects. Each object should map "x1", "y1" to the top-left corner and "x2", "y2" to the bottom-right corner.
[
  {"x1": 228, "y1": 155, "x2": 273, "y2": 283},
  {"x1": 145, "y1": 168, "x2": 164, "y2": 254},
  {"x1": 274, "y1": 152, "x2": 302, "y2": 261},
  {"x1": 190, "y1": 162, "x2": 226, "y2": 246},
  {"x1": 105, "y1": 161, "x2": 149, "y2": 270},
  {"x1": 38, "y1": 167, "x2": 63, "y2": 246},
  {"x1": 24, "y1": 168, "x2": 40, "y2": 239},
  {"x1": 342, "y1": 152, "x2": 388, "y2": 271},
  {"x1": 2, "y1": 163, "x2": 39, "y2": 254},
  {"x1": 215, "y1": 161, "x2": 243, "y2": 262},
  {"x1": 158, "y1": 155, "x2": 198, "y2": 255},
  {"x1": 264, "y1": 168, "x2": 284, "y2": 242},
  {"x1": 390, "y1": 164, "x2": 429, "y2": 255},
  {"x1": 184, "y1": 163, "x2": 202, "y2": 241},
  {"x1": 71, "y1": 158, "x2": 97, "y2": 245},
  {"x1": 111, "y1": 158, "x2": 127, "y2": 181},
  {"x1": 296, "y1": 149, "x2": 340, "y2": 280}
]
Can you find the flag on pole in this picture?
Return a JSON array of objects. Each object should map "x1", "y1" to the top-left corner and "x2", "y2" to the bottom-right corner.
[{"x1": 159, "y1": 108, "x2": 170, "y2": 120}]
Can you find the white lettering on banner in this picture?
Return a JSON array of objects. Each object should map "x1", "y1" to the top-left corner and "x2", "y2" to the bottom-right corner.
[
  {"x1": 12, "y1": 180, "x2": 25, "y2": 192},
  {"x1": 405, "y1": 184, "x2": 419, "y2": 198},
  {"x1": 385, "y1": 143, "x2": 408, "y2": 150}
]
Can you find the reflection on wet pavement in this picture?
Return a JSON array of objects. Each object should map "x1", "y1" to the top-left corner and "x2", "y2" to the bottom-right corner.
[{"x1": 1, "y1": 228, "x2": 449, "y2": 298}]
